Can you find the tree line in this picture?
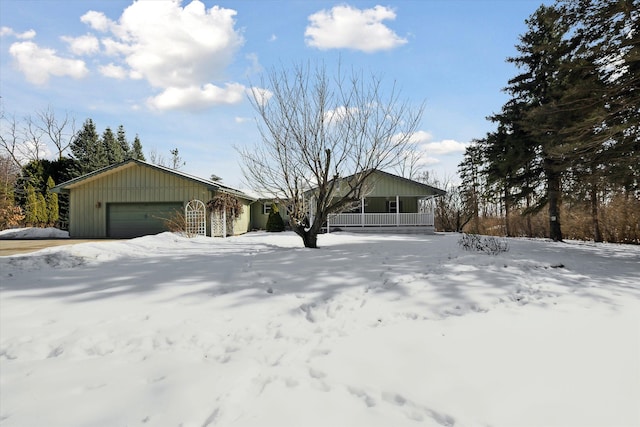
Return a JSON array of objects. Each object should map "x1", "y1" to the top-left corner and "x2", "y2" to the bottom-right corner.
[
  {"x1": 455, "y1": 0, "x2": 639, "y2": 243},
  {"x1": 1, "y1": 112, "x2": 146, "y2": 229}
]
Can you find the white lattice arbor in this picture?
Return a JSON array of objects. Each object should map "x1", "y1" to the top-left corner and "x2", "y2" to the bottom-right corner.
[
  {"x1": 185, "y1": 200, "x2": 206, "y2": 237},
  {"x1": 210, "y1": 209, "x2": 235, "y2": 238}
]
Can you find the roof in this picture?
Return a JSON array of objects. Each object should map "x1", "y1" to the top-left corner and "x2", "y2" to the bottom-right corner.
[
  {"x1": 305, "y1": 169, "x2": 446, "y2": 197},
  {"x1": 52, "y1": 159, "x2": 257, "y2": 201}
]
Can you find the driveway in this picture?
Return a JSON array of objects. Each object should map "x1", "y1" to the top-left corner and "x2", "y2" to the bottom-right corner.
[{"x1": 0, "y1": 239, "x2": 118, "y2": 256}]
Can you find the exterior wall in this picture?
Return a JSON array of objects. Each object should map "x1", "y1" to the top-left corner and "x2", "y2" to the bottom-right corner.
[
  {"x1": 232, "y1": 199, "x2": 252, "y2": 235},
  {"x1": 250, "y1": 201, "x2": 290, "y2": 230},
  {"x1": 364, "y1": 197, "x2": 418, "y2": 213},
  {"x1": 69, "y1": 163, "x2": 213, "y2": 237}
]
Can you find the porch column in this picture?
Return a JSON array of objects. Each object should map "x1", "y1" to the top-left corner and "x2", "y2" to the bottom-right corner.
[
  {"x1": 361, "y1": 197, "x2": 365, "y2": 227},
  {"x1": 396, "y1": 195, "x2": 400, "y2": 226}
]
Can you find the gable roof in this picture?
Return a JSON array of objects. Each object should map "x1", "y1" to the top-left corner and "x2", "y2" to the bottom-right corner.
[
  {"x1": 305, "y1": 169, "x2": 446, "y2": 197},
  {"x1": 52, "y1": 159, "x2": 256, "y2": 201},
  {"x1": 367, "y1": 169, "x2": 447, "y2": 196}
]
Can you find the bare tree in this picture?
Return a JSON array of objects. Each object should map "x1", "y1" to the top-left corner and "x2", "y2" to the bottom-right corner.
[
  {"x1": 1, "y1": 106, "x2": 76, "y2": 166},
  {"x1": 240, "y1": 62, "x2": 424, "y2": 248},
  {"x1": 34, "y1": 106, "x2": 77, "y2": 160}
]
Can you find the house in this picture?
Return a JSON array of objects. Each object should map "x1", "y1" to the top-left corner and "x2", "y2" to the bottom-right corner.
[
  {"x1": 53, "y1": 159, "x2": 256, "y2": 238},
  {"x1": 54, "y1": 161, "x2": 445, "y2": 238},
  {"x1": 308, "y1": 169, "x2": 446, "y2": 233}
]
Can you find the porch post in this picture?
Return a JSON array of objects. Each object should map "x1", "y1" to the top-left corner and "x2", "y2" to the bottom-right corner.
[
  {"x1": 361, "y1": 197, "x2": 365, "y2": 227},
  {"x1": 327, "y1": 215, "x2": 330, "y2": 234},
  {"x1": 396, "y1": 195, "x2": 400, "y2": 226}
]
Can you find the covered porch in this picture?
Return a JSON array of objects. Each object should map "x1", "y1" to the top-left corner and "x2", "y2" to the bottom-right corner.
[
  {"x1": 306, "y1": 170, "x2": 446, "y2": 234},
  {"x1": 325, "y1": 194, "x2": 437, "y2": 233}
]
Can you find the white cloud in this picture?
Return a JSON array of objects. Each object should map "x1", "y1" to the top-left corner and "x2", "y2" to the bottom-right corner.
[
  {"x1": 147, "y1": 82, "x2": 246, "y2": 111},
  {"x1": 305, "y1": 5, "x2": 407, "y2": 52},
  {"x1": 80, "y1": 10, "x2": 113, "y2": 32},
  {"x1": 8, "y1": 41, "x2": 88, "y2": 85},
  {"x1": 62, "y1": 34, "x2": 100, "y2": 55},
  {"x1": 247, "y1": 86, "x2": 273, "y2": 107},
  {"x1": 99, "y1": 63, "x2": 127, "y2": 79},
  {"x1": 108, "y1": 1, "x2": 243, "y2": 88},
  {"x1": 80, "y1": 0, "x2": 246, "y2": 111},
  {"x1": 1, "y1": 27, "x2": 36, "y2": 39},
  {"x1": 423, "y1": 139, "x2": 468, "y2": 155}
]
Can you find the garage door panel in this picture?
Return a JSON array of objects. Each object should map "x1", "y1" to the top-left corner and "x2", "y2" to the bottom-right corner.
[{"x1": 107, "y1": 203, "x2": 183, "y2": 238}]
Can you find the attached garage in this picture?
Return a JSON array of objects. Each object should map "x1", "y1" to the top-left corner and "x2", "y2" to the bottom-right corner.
[
  {"x1": 53, "y1": 159, "x2": 255, "y2": 238},
  {"x1": 107, "y1": 202, "x2": 183, "y2": 238}
]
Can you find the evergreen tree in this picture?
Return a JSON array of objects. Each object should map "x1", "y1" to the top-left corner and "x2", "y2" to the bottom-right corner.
[
  {"x1": 102, "y1": 127, "x2": 124, "y2": 164},
  {"x1": 46, "y1": 176, "x2": 59, "y2": 226},
  {"x1": 458, "y1": 143, "x2": 485, "y2": 233},
  {"x1": 25, "y1": 184, "x2": 38, "y2": 226},
  {"x1": 131, "y1": 135, "x2": 145, "y2": 161},
  {"x1": 116, "y1": 125, "x2": 131, "y2": 160},
  {"x1": 36, "y1": 193, "x2": 47, "y2": 226},
  {"x1": 504, "y1": 4, "x2": 573, "y2": 241},
  {"x1": 70, "y1": 119, "x2": 108, "y2": 174},
  {"x1": 266, "y1": 203, "x2": 285, "y2": 232}
]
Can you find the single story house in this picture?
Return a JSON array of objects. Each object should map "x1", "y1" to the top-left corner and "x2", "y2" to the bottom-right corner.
[
  {"x1": 321, "y1": 169, "x2": 445, "y2": 233},
  {"x1": 54, "y1": 161, "x2": 445, "y2": 238},
  {"x1": 53, "y1": 159, "x2": 256, "y2": 238}
]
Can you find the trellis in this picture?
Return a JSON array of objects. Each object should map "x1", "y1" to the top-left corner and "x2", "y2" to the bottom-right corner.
[{"x1": 185, "y1": 199, "x2": 206, "y2": 237}]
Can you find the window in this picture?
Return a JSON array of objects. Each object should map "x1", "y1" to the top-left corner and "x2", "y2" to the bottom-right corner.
[{"x1": 263, "y1": 203, "x2": 272, "y2": 215}]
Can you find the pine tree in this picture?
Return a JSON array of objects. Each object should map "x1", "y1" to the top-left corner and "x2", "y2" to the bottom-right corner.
[
  {"x1": 504, "y1": 4, "x2": 573, "y2": 241},
  {"x1": 70, "y1": 119, "x2": 108, "y2": 174},
  {"x1": 116, "y1": 125, "x2": 131, "y2": 160},
  {"x1": 458, "y1": 143, "x2": 485, "y2": 233},
  {"x1": 46, "y1": 176, "x2": 59, "y2": 227},
  {"x1": 131, "y1": 135, "x2": 145, "y2": 161},
  {"x1": 102, "y1": 127, "x2": 124, "y2": 164}
]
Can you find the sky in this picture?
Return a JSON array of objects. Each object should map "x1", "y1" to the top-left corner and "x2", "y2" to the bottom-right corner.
[{"x1": 1, "y1": 0, "x2": 549, "y2": 189}]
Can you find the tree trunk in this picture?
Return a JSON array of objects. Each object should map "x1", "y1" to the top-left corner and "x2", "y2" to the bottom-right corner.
[
  {"x1": 547, "y1": 169, "x2": 562, "y2": 242},
  {"x1": 291, "y1": 216, "x2": 323, "y2": 248},
  {"x1": 504, "y1": 186, "x2": 511, "y2": 237},
  {"x1": 590, "y1": 185, "x2": 602, "y2": 242}
]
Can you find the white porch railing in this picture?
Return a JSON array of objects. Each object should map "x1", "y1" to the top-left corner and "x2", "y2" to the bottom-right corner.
[{"x1": 328, "y1": 212, "x2": 435, "y2": 227}]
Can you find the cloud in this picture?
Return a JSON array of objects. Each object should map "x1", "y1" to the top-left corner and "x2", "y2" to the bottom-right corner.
[
  {"x1": 103, "y1": 1, "x2": 244, "y2": 88},
  {"x1": 80, "y1": 0, "x2": 249, "y2": 111},
  {"x1": 8, "y1": 41, "x2": 88, "y2": 85},
  {"x1": 147, "y1": 83, "x2": 246, "y2": 111},
  {"x1": 80, "y1": 10, "x2": 112, "y2": 32},
  {"x1": 423, "y1": 139, "x2": 468, "y2": 155},
  {"x1": 305, "y1": 5, "x2": 407, "y2": 52},
  {"x1": 99, "y1": 63, "x2": 127, "y2": 79},
  {"x1": 1, "y1": 27, "x2": 36, "y2": 39},
  {"x1": 62, "y1": 34, "x2": 100, "y2": 55}
]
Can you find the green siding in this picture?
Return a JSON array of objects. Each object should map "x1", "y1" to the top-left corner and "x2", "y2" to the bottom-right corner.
[{"x1": 67, "y1": 163, "x2": 251, "y2": 238}]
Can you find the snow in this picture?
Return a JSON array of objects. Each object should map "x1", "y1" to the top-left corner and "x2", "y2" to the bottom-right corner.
[
  {"x1": 1, "y1": 231, "x2": 639, "y2": 427},
  {"x1": 0, "y1": 227, "x2": 69, "y2": 239}
]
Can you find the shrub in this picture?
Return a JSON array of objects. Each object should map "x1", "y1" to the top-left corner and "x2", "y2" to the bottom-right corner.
[
  {"x1": 458, "y1": 233, "x2": 509, "y2": 255},
  {"x1": 266, "y1": 204, "x2": 285, "y2": 232}
]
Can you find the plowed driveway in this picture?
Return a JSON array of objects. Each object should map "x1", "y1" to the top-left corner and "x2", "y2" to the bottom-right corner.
[{"x1": 0, "y1": 239, "x2": 118, "y2": 256}]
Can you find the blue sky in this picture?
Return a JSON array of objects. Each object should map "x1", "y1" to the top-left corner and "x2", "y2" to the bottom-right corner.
[{"x1": 1, "y1": 0, "x2": 547, "y2": 188}]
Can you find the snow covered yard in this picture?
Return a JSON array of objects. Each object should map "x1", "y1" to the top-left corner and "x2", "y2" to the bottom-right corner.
[{"x1": 1, "y1": 231, "x2": 638, "y2": 427}]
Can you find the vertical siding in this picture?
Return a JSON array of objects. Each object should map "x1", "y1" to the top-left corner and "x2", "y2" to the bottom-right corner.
[{"x1": 68, "y1": 164, "x2": 213, "y2": 237}]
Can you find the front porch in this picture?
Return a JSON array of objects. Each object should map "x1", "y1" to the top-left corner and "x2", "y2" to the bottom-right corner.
[
  {"x1": 325, "y1": 209, "x2": 436, "y2": 234},
  {"x1": 326, "y1": 212, "x2": 435, "y2": 234}
]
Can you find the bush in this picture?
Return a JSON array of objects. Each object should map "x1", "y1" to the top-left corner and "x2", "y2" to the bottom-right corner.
[
  {"x1": 458, "y1": 233, "x2": 509, "y2": 255},
  {"x1": 266, "y1": 204, "x2": 285, "y2": 232}
]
